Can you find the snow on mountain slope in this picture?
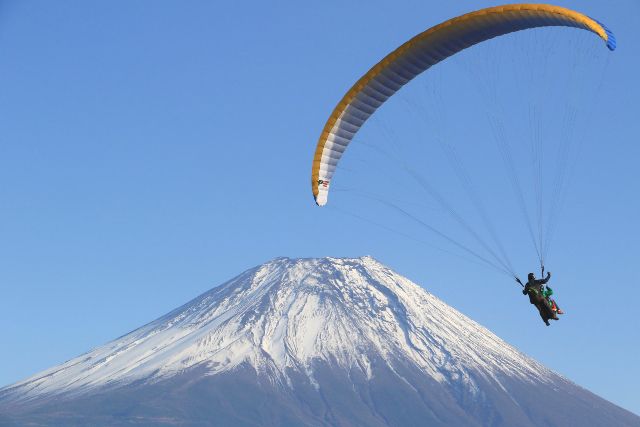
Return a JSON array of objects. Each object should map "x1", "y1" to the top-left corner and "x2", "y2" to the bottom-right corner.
[{"x1": 1, "y1": 256, "x2": 553, "y2": 402}]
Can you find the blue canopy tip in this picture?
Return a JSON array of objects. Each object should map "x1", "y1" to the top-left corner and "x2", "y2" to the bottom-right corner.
[{"x1": 592, "y1": 18, "x2": 616, "y2": 51}]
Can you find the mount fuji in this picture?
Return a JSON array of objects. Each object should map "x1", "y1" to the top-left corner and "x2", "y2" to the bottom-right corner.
[{"x1": 1, "y1": 256, "x2": 637, "y2": 426}]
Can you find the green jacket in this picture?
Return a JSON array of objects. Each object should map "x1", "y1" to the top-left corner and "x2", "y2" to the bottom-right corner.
[{"x1": 543, "y1": 286, "x2": 554, "y2": 299}]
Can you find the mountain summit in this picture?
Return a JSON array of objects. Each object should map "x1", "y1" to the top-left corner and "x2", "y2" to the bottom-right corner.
[{"x1": 1, "y1": 257, "x2": 637, "y2": 426}]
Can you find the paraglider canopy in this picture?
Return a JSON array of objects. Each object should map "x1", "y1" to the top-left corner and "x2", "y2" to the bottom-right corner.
[{"x1": 311, "y1": 3, "x2": 616, "y2": 207}]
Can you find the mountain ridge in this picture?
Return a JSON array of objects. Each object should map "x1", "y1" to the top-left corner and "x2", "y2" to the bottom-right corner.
[{"x1": 1, "y1": 256, "x2": 638, "y2": 427}]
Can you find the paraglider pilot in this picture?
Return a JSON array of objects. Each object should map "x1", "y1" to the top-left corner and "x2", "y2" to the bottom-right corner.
[{"x1": 520, "y1": 272, "x2": 559, "y2": 326}]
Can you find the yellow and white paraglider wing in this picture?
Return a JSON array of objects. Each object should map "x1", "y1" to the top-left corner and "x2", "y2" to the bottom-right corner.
[{"x1": 311, "y1": 3, "x2": 615, "y2": 206}]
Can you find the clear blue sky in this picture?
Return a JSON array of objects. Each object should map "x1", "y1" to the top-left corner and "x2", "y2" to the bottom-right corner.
[{"x1": 1, "y1": 0, "x2": 638, "y2": 415}]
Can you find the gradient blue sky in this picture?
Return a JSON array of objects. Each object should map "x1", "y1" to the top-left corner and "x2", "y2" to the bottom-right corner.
[{"x1": 1, "y1": 0, "x2": 638, "y2": 415}]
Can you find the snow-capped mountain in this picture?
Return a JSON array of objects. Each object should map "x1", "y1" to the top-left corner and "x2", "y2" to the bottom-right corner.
[{"x1": 1, "y1": 257, "x2": 638, "y2": 427}]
